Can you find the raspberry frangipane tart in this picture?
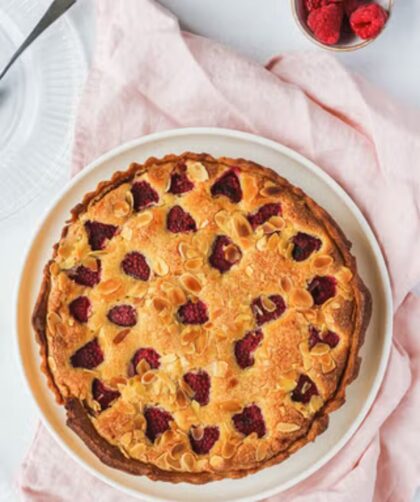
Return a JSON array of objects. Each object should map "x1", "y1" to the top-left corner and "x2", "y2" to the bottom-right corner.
[{"x1": 33, "y1": 152, "x2": 371, "y2": 484}]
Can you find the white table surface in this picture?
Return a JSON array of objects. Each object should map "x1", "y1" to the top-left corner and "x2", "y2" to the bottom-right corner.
[{"x1": 0, "y1": 1, "x2": 419, "y2": 501}]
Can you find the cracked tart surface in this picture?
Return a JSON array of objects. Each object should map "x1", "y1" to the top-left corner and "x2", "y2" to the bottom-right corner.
[{"x1": 33, "y1": 152, "x2": 371, "y2": 483}]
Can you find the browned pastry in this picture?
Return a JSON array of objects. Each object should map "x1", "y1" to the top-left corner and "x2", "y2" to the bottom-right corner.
[{"x1": 33, "y1": 152, "x2": 371, "y2": 484}]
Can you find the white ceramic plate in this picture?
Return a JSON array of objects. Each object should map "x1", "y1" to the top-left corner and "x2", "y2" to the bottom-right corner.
[
  {"x1": 16, "y1": 128, "x2": 393, "y2": 502},
  {"x1": 0, "y1": 0, "x2": 86, "y2": 220}
]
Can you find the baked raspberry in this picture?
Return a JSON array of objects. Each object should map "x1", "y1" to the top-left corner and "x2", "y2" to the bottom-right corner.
[
  {"x1": 68, "y1": 260, "x2": 101, "y2": 287},
  {"x1": 69, "y1": 296, "x2": 91, "y2": 323},
  {"x1": 189, "y1": 426, "x2": 220, "y2": 454},
  {"x1": 251, "y1": 295, "x2": 286, "y2": 326},
  {"x1": 131, "y1": 180, "x2": 159, "y2": 211},
  {"x1": 307, "y1": 4, "x2": 344, "y2": 45},
  {"x1": 177, "y1": 300, "x2": 209, "y2": 325},
  {"x1": 308, "y1": 326, "x2": 322, "y2": 349},
  {"x1": 121, "y1": 251, "x2": 150, "y2": 281},
  {"x1": 210, "y1": 169, "x2": 242, "y2": 203},
  {"x1": 248, "y1": 203, "x2": 281, "y2": 229},
  {"x1": 167, "y1": 205, "x2": 197, "y2": 233},
  {"x1": 350, "y1": 3, "x2": 388, "y2": 40},
  {"x1": 234, "y1": 329, "x2": 264, "y2": 369},
  {"x1": 70, "y1": 338, "x2": 104, "y2": 369},
  {"x1": 208, "y1": 235, "x2": 241, "y2": 273},
  {"x1": 291, "y1": 374, "x2": 319, "y2": 404},
  {"x1": 183, "y1": 371, "x2": 210, "y2": 406},
  {"x1": 308, "y1": 326, "x2": 340, "y2": 349},
  {"x1": 84, "y1": 221, "x2": 118, "y2": 251},
  {"x1": 344, "y1": 0, "x2": 366, "y2": 16},
  {"x1": 92, "y1": 378, "x2": 120, "y2": 411},
  {"x1": 233, "y1": 405, "x2": 266, "y2": 438},
  {"x1": 322, "y1": 330, "x2": 340, "y2": 348},
  {"x1": 168, "y1": 164, "x2": 194, "y2": 194},
  {"x1": 308, "y1": 276, "x2": 336, "y2": 305},
  {"x1": 144, "y1": 407, "x2": 173, "y2": 443},
  {"x1": 128, "y1": 347, "x2": 161, "y2": 376},
  {"x1": 292, "y1": 232, "x2": 322, "y2": 262},
  {"x1": 107, "y1": 304, "x2": 137, "y2": 327}
]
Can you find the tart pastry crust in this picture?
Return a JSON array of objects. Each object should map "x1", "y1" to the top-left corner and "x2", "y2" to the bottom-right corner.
[{"x1": 33, "y1": 153, "x2": 371, "y2": 483}]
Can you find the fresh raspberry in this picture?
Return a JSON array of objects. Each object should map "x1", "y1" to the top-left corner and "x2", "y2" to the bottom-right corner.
[
  {"x1": 168, "y1": 164, "x2": 194, "y2": 194},
  {"x1": 308, "y1": 276, "x2": 337, "y2": 305},
  {"x1": 69, "y1": 296, "x2": 91, "y2": 323},
  {"x1": 307, "y1": 4, "x2": 344, "y2": 45},
  {"x1": 208, "y1": 235, "x2": 241, "y2": 273},
  {"x1": 84, "y1": 221, "x2": 118, "y2": 251},
  {"x1": 305, "y1": 0, "x2": 341, "y2": 12},
  {"x1": 70, "y1": 338, "x2": 104, "y2": 369},
  {"x1": 247, "y1": 203, "x2": 282, "y2": 229},
  {"x1": 251, "y1": 295, "x2": 286, "y2": 326},
  {"x1": 166, "y1": 205, "x2": 197, "y2": 233},
  {"x1": 233, "y1": 405, "x2": 266, "y2": 438},
  {"x1": 107, "y1": 304, "x2": 137, "y2": 327},
  {"x1": 68, "y1": 260, "x2": 101, "y2": 287},
  {"x1": 344, "y1": 0, "x2": 366, "y2": 16},
  {"x1": 177, "y1": 300, "x2": 209, "y2": 325},
  {"x1": 144, "y1": 407, "x2": 173, "y2": 443},
  {"x1": 291, "y1": 374, "x2": 319, "y2": 404},
  {"x1": 92, "y1": 379, "x2": 120, "y2": 411},
  {"x1": 189, "y1": 426, "x2": 220, "y2": 454},
  {"x1": 131, "y1": 180, "x2": 159, "y2": 211},
  {"x1": 210, "y1": 169, "x2": 242, "y2": 203},
  {"x1": 350, "y1": 3, "x2": 388, "y2": 40},
  {"x1": 183, "y1": 371, "x2": 211, "y2": 406},
  {"x1": 121, "y1": 252, "x2": 150, "y2": 281},
  {"x1": 234, "y1": 330, "x2": 264, "y2": 369},
  {"x1": 308, "y1": 326, "x2": 322, "y2": 349},
  {"x1": 128, "y1": 347, "x2": 161, "y2": 376},
  {"x1": 292, "y1": 232, "x2": 322, "y2": 262}
]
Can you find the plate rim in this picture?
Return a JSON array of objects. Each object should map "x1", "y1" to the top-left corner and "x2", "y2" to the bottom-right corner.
[{"x1": 14, "y1": 126, "x2": 393, "y2": 502}]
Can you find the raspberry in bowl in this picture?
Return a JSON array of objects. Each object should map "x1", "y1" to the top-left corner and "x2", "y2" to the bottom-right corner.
[{"x1": 291, "y1": 0, "x2": 393, "y2": 51}]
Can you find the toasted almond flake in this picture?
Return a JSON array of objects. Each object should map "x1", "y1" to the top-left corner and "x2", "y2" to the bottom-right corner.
[
  {"x1": 210, "y1": 455, "x2": 225, "y2": 471},
  {"x1": 214, "y1": 210, "x2": 230, "y2": 231},
  {"x1": 120, "y1": 432, "x2": 133, "y2": 448},
  {"x1": 136, "y1": 210, "x2": 153, "y2": 227},
  {"x1": 174, "y1": 388, "x2": 188, "y2": 408},
  {"x1": 321, "y1": 354, "x2": 336, "y2": 374},
  {"x1": 180, "y1": 452, "x2": 196, "y2": 472},
  {"x1": 98, "y1": 278, "x2": 123, "y2": 295},
  {"x1": 121, "y1": 226, "x2": 133, "y2": 241},
  {"x1": 256, "y1": 236, "x2": 267, "y2": 251},
  {"x1": 311, "y1": 343, "x2": 330, "y2": 356},
  {"x1": 245, "y1": 265, "x2": 254, "y2": 277},
  {"x1": 224, "y1": 244, "x2": 242, "y2": 263},
  {"x1": 211, "y1": 360, "x2": 229, "y2": 378},
  {"x1": 337, "y1": 267, "x2": 353, "y2": 283},
  {"x1": 256, "y1": 442, "x2": 269, "y2": 462},
  {"x1": 141, "y1": 371, "x2": 156, "y2": 384},
  {"x1": 270, "y1": 216, "x2": 285, "y2": 230},
  {"x1": 180, "y1": 273, "x2": 202, "y2": 294},
  {"x1": 191, "y1": 425, "x2": 204, "y2": 441},
  {"x1": 227, "y1": 377, "x2": 239, "y2": 390},
  {"x1": 309, "y1": 395, "x2": 324, "y2": 414},
  {"x1": 290, "y1": 288, "x2": 314, "y2": 309},
  {"x1": 165, "y1": 454, "x2": 181, "y2": 470},
  {"x1": 170, "y1": 442, "x2": 187, "y2": 460},
  {"x1": 136, "y1": 358, "x2": 150, "y2": 376},
  {"x1": 233, "y1": 213, "x2": 253, "y2": 238},
  {"x1": 161, "y1": 353, "x2": 177, "y2": 364},
  {"x1": 261, "y1": 222, "x2": 277, "y2": 235},
  {"x1": 159, "y1": 429, "x2": 176, "y2": 447},
  {"x1": 113, "y1": 200, "x2": 131, "y2": 218},
  {"x1": 312, "y1": 254, "x2": 333, "y2": 270},
  {"x1": 278, "y1": 377, "x2": 297, "y2": 392},
  {"x1": 129, "y1": 442, "x2": 147, "y2": 457},
  {"x1": 125, "y1": 190, "x2": 134, "y2": 207},
  {"x1": 221, "y1": 441, "x2": 237, "y2": 459},
  {"x1": 267, "y1": 233, "x2": 280, "y2": 251},
  {"x1": 261, "y1": 295, "x2": 277, "y2": 312},
  {"x1": 241, "y1": 174, "x2": 258, "y2": 201},
  {"x1": 168, "y1": 286, "x2": 186, "y2": 306},
  {"x1": 194, "y1": 333, "x2": 208, "y2": 354},
  {"x1": 219, "y1": 400, "x2": 242, "y2": 413},
  {"x1": 260, "y1": 182, "x2": 283, "y2": 197},
  {"x1": 152, "y1": 296, "x2": 170, "y2": 313},
  {"x1": 303, "y1": 356, "x2": 312, "y2": 371},
  {"x1": 298, "y1": 341, "x2": 309, "y2": 356},
  {"x1": 154, "y1": 257, "x2": 169, "y2": 276},
  {"x1": 113, "y1": 329, "x2": 130, "y2": 344},
  {"x1": 186, "y1": 160, "x2": 209, "y2": 182},
  {"x1": 181, "y1": 328, "x2": 199, "y2": 345},
  {"x1": 184, "y1": 257, "x2": 202, "y2": 271},
  {"x1": 178, "y1": 241, "x2": 190, "y2": 259},
  {"x1": 276, "y1": 422, "x2": 301, "y2": 433}
]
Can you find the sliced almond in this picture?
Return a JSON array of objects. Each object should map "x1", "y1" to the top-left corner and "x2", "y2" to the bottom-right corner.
[
  {"x1": 209, "y1": 455, "x2": 225, "y2": 471},
  {"x1": 277, "y1": 376, "x2": 297, "y2": 392},
  {"x1": 170, "y1": 442, "x2": 187, "y2": 460},
  {"x1": 168, "y1": 286, "x2": 186, "y2": 306},
  {"x1": 224, "y1": 244, "x2": 242, "y2": 263},
  {"x1": 276, "y1": 422, "x2": 301, "y2": 433},
  {"x1": 219, "y1": 400, "x2": 242, "y2": 413},
  {"x1": 256, "y1": 442, "x2": 269, "y2": 462},
  {"x1": 194, "y1": 333, "x2": 208, "y2": 354},
  {"x1": 310, "y1": 343, "x2": 330, "y2": 356},
  {"x1": 136, "y1": 210, "x2": 153, "y2": 227},
  {"x1": 233, "y1": 213, "x2": 253, "y2": 238},
  {"x1": 267, "y1": 233, "x2": 280, "y2": 251},
  {"x1": 113, "y1": 200, "x2": 131, "y2": 218},
  {"x1": 175, "y1": 388, "x2": 189, "y2": 408},
  {"x1": 184, "y1": 257, "x2": 203, "y2": 271},
  {"x1": 241, "y1": 173, "x2": 258, "y2": 202},
  {"x1": 191, "y1": 425, "x2": 204, "y2": 441},
  {"x1": 152, "y1": 296, "x2": 170, "y2": 313},
  {"x1": 214, "y1": 210, "x2": 230, "y2": 231},
  {"x1": 210, "y1": 360, "x2": 229, "y2": 378},
  {"x1": 222, "y1": 441, "x2": 237, "y2": 459},
  {"x1": 270, "y1": 216, "x2": 285, "y2": 230},
  {"x1": 321, "y1": 354, "x2": 336, "y2": 374},
  {"x1": 113, "y1": 329, "x2": 131, "y2": 344},
  {"x1": 245, "y1": 265, "x2": 254, "y2": 277},
  {"x1": 337, "y1": 267, "x2": 353, "y2": 283},
  {"x1": 290, "y1": 288, "x2": 313, "y2": 309},
  {"x1": 261, "y1": 295, "x2": 277, "y2": 312},
  {"x1": 312, "y1": 254, "x2": 333, "y2": 270},
  {"x1": 121, "y1": 226, "x2": 133, "y2": 241},
  {"x1": 256, "y1": 236, "x2": 267, "y2": 251},
  {"x1": 154, "y1": 257, "x2": 169, "y2": 276},
  {"x1": 180, "y1": 273, "x2": 202, "y2": 294},
  {"x1": 178, "y1": 241, "x2": 190, "y2": 259},
  {"x1": 186, "y1": 160, "x2": 209, "y2": 182},
  {"x1": 141, "y1": 370, "x2": 156, "y2": 384},
  {"x1": 309, "y1": 395, "x2": 324, "y2": 414},
  {"x1": 180, "y1": 452, "x2": 196, "y2": 472},
  {"x1": 280, "y1": 276, "x2": 292, "y2": 293},
  {"x1": 260, "y1": 182, "x2": 283, "y2": 197},
  {"x1": 98, "y1": 278, "x2": 123, "y2": 295}
]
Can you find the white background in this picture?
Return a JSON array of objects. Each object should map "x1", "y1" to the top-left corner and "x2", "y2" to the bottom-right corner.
[{"x1": 0, "y1": 0, "x2": 419, "y2": 501}]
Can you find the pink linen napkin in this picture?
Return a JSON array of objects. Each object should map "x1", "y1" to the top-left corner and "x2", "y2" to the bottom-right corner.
[{"x1": 17, "y1": 0, "x2": 420, "y2": 501}]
